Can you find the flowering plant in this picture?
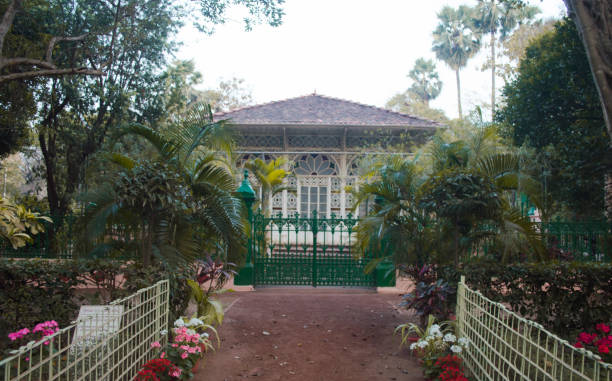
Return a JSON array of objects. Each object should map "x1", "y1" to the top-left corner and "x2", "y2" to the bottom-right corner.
[
  {"x1": 7, "y1": 320, "x2": 60, "y2": 350},
  {"x1": 396, "y1": 315, "x2": 469, "y2": 380},
  {"x1": 134, "y1": 358, "x2": 182, "y2": 381},
  {"x1": 573, "y1": 323, "x2": 612, "y2": 363},
  {"x1": 435, "y1": 355, "x2": 469, "y2": 381}
]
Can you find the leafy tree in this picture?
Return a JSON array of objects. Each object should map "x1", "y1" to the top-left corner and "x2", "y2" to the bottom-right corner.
[
  {"x1": 502, "y1": 0, "x2": 612, "y2": 161},
  {"x1": 432, "y1": 5, "x2": 481, "y2": 119},
  {"x1": 385, "y1": 91, "x2": 448, "y2": 123},
  {"x1": 0, "y1": 79, "x2": 34, "y2": 157},
  {"x1": 200, "y1": 77, "x2": 254, "y2": 113},
  {"x1": 407, "y1": 58, "x2": 442, "y2": 106},
  {"x1": 473, "y1": 0, "x2": 539, "y2": 115},
  {"x1": 497, "y1": 20, "x2": 609, "y2": 218},
  {"x1": 498, "y1": 19, "x2": 555, "y2": 81},
  {"x1": 0, "y1": 0, "x2": 284, "y2": 83},
  {"x1": 83, "y1": 105, "x2": 242, "y2": 265}
]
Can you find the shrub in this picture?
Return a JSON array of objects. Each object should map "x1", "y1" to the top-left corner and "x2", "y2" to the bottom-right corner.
[
  {"x1": 0, "y1": 259, "x2": 83, "y2": 352},
  {"x1": 460, "y1": 260, "x2": 612, "y2": 337},
  {"x1": 0, "y1": 258, "x2": 197, "y2": 354}
]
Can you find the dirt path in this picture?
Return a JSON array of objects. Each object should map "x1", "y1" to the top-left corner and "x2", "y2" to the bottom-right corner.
[{"x1": 195, "y1": 288, "x2": 424, "y2": 381}]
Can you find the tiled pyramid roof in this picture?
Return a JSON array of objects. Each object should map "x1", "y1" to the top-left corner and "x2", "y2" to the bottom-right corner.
[{"x1": 214, "y1": 93, "x2": 440, "y2": 128}]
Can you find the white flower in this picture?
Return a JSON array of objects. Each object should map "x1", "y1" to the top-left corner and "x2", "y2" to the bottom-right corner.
[
  {"x1": 409, "y1": 343, "x2": 417, "y2": 351},
  {"x1": 417, "y1": 340, "x2": 428, "y2": 349},
  {"x1": 443, "y1": 333, "x2": 456, "y2": 343},
  {"x1": 424, "y1": 335, "x2": 434, "y2": 342},
  {"x1": 450, "y1": 345, "x2": 462, "y2": 353},
  {"x1": 429, "y1": 324, "x2": 441, "y2": 334},
  {"x1": 186, "y1": 329, "x2": 196, "y2": 336},
  {"x1": 160, "y1": 329, "x2": 168, "y2": 336},
  {"x1": 457, "y1": 337, "x2": 469, "y2": 347},
  {"x1": 174, "y1": 318, "x2": 186, "y2": 327},
  {"x1": 201, "y1": 332, "x2": 209, "y2": 338},
  {"x1": 188, "y1": 318, "x2": 204, "y2": 327}
]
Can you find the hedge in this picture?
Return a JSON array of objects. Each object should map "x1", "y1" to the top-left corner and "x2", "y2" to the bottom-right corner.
[
  {"x1": 0, "y1": 259, "x2": 196, "y2": 354},
  {"x1": 441, "y1": 261, "x2": 612, "y2": 338}
]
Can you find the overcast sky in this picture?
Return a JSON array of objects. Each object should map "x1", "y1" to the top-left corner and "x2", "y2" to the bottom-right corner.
[{"x1": 175, "y1": 0, "x2": 567, "y2": 120}]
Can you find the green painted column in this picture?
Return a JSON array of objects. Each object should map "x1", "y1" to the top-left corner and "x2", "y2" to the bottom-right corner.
[{"x1": 234, "y1": 170, "x2": 256, "y2": 286}]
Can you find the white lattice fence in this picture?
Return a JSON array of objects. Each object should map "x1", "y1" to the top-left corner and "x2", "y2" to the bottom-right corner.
[
  {"x1": 456, "y1": 276, "x2": 612, "y2": 380},
  {"x1": 1, "y1": 280, "x2": 169, "y2": 381}
]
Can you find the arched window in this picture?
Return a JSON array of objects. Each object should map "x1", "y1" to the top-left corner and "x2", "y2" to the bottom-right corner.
[
  {"x1": 292, "y1": 154, "x2": 337, "y2": 217},
  {"x1": 293, "y1": 154, "x2": 337, "y2": 176}
]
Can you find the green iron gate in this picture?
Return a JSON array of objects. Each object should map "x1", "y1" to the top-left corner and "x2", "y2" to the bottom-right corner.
[{"x1": 251, "y1": 210, "x2": 376, "y2": 287}]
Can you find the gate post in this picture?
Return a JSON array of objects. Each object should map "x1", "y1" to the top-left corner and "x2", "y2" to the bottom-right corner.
[
  {"x1": 311, "y1": 210, "x2": 318, "y2": 287},
  {"x1": 235, "y1": 170, "x2": 256, "y2": 286}
]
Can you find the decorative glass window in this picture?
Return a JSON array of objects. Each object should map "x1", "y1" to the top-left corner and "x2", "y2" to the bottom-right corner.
[
  {"x1": 293, "y1": 154, "x2": 337, "y2": 176},
  {"x1": 300, "y1": 186, "x2": 328, "y2": 217}
]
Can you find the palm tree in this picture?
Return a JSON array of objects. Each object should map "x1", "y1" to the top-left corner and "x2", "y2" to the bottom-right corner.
[
  {"x1": 473, "y1": 0, "x2": 539, "y2": 116},
  {"x1": 432, "y1": 5, "x2": 481, "y2": 119},
  {"x1": 408, "y1": 58, "x2": 443, "y2": 106},
  {"x1": 243, "y1": 157, "x2": 291, "y2": 216},
  {"x1": 82, "y1": 104, "x2": 243, "y2": 265}
]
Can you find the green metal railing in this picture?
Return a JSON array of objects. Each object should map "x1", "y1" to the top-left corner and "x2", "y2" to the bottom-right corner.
[
  {"x1": 252, "y1": 210, "x2": 379, "y2": 287},
  {"x1": 538, "y1": 220, "x2": 611, "y2": 262},
  {"x1": 470, "y1": 220, "x2": 611, "y2": 262},
  {"x1": 0, "y1": 280, "x2": 169, "y2": 381},
  {"x1": 456, "y1": 276, "x2": 612, "y2": 380}
]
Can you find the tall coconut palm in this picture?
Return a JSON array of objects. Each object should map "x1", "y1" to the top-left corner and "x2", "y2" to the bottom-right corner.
[
  {"x1": 432, "y1": 5, "x2": 481, "y2": 119},
  {"x1": 81, "y1": 104, "x2": 243, "y2": 265},
  {"x1": 473, "y1": 0, "x2": 540, "y2": 116}
]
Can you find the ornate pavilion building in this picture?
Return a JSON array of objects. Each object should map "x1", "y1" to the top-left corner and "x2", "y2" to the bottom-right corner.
[{"x1": 215, "y1": 93, "x2": 441, "y2": 217}]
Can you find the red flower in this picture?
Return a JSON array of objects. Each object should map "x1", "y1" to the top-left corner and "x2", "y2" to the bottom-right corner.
[
  {"x1": 596, "y1": 324, "x2": 611, "y2": 334},
  {"x1": 573, "y1": 342, "x2": 584, "y2": 348},
  {"x1": 578, "y1": 332, "x2": 597, "y2": 344},
  {"x1": 599, "y1": 345, "x2": 610, "y2": 355},
  {"x1": 134, "y1": 369, "x2": 160, "y2": 381}
]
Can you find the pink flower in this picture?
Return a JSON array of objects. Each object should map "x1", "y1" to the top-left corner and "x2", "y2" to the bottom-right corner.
[
  {"x1": 188, "y1": 347, "x2": 197, "y2": 354},
  {"x1": 192, "y1": 337, "x2": 199, "y2": 344},
  {"x1": 171, "y1": 344, "x2": 178, "y2": 348},
  {"x1": 599, "y1": 345, "x2": 610, "y2": 354},
  {"x1": 180, "y1": 352, "x2": 189, "y2": 359},
  {"x1": 180, "y1": 345, "x2": 190, "y2": 351},
  {"x1": 169, "y1": 367, "x2": 182, "y2": 378},
  {"x1": 160, "y1": 352, "x2": 166, "y2": 359},
  {"x1": 596, "y1": 324, "x2": 611, "y2": 334},
  {"x1": 150, "y1": 341, "x2": 161, "y2": 349}
]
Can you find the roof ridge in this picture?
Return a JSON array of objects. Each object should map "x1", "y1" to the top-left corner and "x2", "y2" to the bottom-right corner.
[
  {"x1": 214, "y1": 93, "x2": 316, "y2": 117},
  {"x1": 310, "y1": 93, "x2": 442, "y2": 126}
]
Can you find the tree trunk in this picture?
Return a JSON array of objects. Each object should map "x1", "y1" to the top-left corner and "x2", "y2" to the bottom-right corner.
[
  {"x1": 455, "y1": 69, "x2": 463, "y2": 119},
  {"x1": 605, "y1": 174, "x2": 612, "y2": 220},
  {"x1": 563, "y1": 0, "x2": 612, "y2": 219},
  {"x1": 491, "y1": 29, "x2": 496, "y2": 117}
]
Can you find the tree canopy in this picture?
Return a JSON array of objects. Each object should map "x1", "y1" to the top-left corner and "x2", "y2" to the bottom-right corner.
[{"x1": 498, "y1": 19, "x2": 609, "y2": 218}]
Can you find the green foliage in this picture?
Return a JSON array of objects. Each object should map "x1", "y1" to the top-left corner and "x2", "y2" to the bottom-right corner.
[
  {"x1": 385, "y1": 91, "x2": 449, "y2": 123},
  {"x1": 82, "y1": 105, "x2": 243, "y2": 265},
  {"x1": 244, "y1": 157, "x2": 291, "y2": 215},
  {"x1": 498, "y1": 19, "x2": 609, "y2": 218},
  {"x1": 401, "y1": 279, "x2": 457, "y2": 325},
  {"x1": 0, "y1": 259, "x2": 83, "y2": 353},
  {"x1": 407, "y1": 58, "x2": 443, "y2": 105},
  {"x1": 438, "y1": 260, "x2": 612, "y2": 338},
  {"x1": 0, "y1": 197, "x2": 51, "y2": 249}
]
